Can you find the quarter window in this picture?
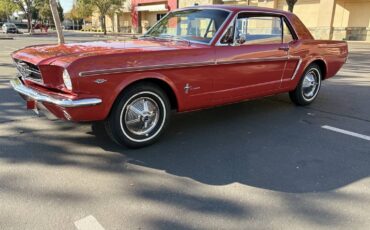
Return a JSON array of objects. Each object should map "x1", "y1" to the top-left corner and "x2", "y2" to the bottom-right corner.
[{"x1": 283, "y1": 20, "x2": 294, "y2": 43}]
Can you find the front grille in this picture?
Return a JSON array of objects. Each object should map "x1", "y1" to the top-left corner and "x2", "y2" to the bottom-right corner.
[{"x1": 14, "y1": 59, "x2": 43, "y2": 83}]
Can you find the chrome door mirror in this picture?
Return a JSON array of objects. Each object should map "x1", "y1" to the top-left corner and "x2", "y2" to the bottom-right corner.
[
  {"x1": 236, "y1": 34, "x2": 246, "y2": 45},
  {"x1": 233, "y1": 18, "x2": 248, "y2": 46}
]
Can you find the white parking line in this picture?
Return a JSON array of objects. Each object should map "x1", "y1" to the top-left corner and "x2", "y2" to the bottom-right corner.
[
  {"x1": 74, "y1": 215, "x2": 105, "y2": 230},
  {"x1": 322, "y1": 125, "x2": 370, "y2": 141}
]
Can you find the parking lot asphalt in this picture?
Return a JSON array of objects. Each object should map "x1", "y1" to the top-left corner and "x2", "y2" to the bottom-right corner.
[{"x1": 0, "y1": 34, "x2": 369, "y2": 230}]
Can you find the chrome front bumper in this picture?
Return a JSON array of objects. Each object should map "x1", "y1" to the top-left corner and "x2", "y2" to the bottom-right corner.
[{"x1": 10, "y1": 78, "x2": 102, "y2": 108}]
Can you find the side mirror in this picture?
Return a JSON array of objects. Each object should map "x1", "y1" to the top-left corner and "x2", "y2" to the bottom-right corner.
[
  {"x1": 236, "y1": 34, "x2": 246, "y2": 45},
  {"x1": 233, "y1": 18, "x2": 248, "y2": 46}
]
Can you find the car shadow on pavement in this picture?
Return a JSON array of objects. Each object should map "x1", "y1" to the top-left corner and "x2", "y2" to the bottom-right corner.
[
  {"x1": 90, "y1": 94, "x2": 370, "y2": 194},
  {"x1": 1, "y1": 82, "x2": 368, "y2": 229},
  {"x1": 0, "y1": 54, "x2": 369, "y2": 197}
]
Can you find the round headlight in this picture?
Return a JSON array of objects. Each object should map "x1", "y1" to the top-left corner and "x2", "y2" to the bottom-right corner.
[{"x1": 63, "y1": 69, "x2": 72, "y2": 90}]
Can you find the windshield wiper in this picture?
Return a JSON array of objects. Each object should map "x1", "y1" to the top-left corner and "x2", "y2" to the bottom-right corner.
[
  {"x1": 140, "y1": 34, "x2": 191, "y2": 45},
  {"x1": 139, "y1": 34, "x2": 158, "y2": 40},
  {"x1": 158, "y1": 34, "x2": 191, "y2": 45}
]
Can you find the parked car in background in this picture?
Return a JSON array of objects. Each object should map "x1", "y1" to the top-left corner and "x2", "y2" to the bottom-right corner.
[
  {"x1": 10, "y1": 5, "x2": 348, "y2": 148},
  {"x1": 2, "y1": 23, "x2": 18, "y2": 33}
]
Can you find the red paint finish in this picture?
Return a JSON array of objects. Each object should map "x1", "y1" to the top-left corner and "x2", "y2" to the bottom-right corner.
[{"x1": 11, "y1": 5, "x2": 348, "y2": 122}]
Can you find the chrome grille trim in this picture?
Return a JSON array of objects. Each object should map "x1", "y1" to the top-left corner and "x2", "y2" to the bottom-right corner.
[{"x1": 14, "y1": 59, "x2": 43, "y2": 84}]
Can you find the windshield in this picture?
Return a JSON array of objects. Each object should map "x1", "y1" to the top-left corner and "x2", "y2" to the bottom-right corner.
[{"x1": 144, "y1": 9, "x2": 230, "y2": 44}]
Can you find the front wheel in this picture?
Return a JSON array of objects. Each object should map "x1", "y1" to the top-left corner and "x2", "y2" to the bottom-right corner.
[
  {"x1": 105, "y1": 83, "x2": 171, "y2": 148},
  {"x1": 289, "y1": 64, "x2": 322, "y2": 106}
]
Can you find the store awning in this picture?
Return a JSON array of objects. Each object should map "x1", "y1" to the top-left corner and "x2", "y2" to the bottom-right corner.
[{"x1": 135, "y1": 4, "x2": 167, "y2": 12}]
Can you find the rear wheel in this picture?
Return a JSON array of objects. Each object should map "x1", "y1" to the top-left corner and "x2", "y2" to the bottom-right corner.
[
  {"x1": 105, "y1": 83, "x2": 171, "y2": 148},
  {"x1": 289, "y1": 64, "x2": 322, "y2": 106}
]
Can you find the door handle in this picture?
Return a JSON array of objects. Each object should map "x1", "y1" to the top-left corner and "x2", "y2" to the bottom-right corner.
[{"x1": 278, "y1": 47, "x2": 290, "y2": 51}]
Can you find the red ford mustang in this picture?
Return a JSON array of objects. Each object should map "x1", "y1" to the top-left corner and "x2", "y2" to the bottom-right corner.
[{"x1": 10, "y1": 5, "x2": 348, "y2": 148}]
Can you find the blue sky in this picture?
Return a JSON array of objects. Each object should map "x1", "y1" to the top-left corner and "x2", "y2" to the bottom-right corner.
[{"x1": 59, "y1": 0, "x2": 74, "y2": 12}]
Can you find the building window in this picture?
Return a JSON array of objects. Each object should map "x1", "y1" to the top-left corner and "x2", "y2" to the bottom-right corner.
[{"x1": 157, "y1": 14, "x2": 166, "y2": 21}]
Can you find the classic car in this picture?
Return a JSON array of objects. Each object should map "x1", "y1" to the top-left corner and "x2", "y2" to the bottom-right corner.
[
  {"x1": 2, "y1": 23, "x2": 19, "y2": 34},
  {"x1": 10, "y1": 5, "x2": 348, "y2": 148}
]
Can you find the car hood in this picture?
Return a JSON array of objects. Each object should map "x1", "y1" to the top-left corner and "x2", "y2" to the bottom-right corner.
[{"x1": 12, "y1": 39, "x2": 202, "y2": 66}]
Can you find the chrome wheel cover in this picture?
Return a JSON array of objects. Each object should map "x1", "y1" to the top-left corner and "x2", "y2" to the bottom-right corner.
[
  {"x1": 124, "y1": 97, "x2": 160, "y2": 136},
  {"x1": 302, "y1": 69, "x2": 320, "y2": 100}
]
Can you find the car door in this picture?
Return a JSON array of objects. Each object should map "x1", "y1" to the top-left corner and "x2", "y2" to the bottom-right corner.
[{"x1": 212, "y1": 13, "x2": 289, "y2": 103}]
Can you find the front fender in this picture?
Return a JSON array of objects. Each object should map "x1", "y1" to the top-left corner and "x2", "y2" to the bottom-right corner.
[
  {"x1": 112, "y1": 72, "x2": 181, "y2": 111},
  {"x1": 71, "y1": 71, "x2": 181, "y2": 121}
]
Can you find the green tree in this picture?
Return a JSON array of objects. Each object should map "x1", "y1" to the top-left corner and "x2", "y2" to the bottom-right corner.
[
  {"x1": 73, "y1": 0, "x2": 93, "y2": 20},
  {"x1": 56, "y1": 1, "x2": 63, "y2": 21},
  {"x1": 83, "y1": 0, "x2": 123, "y2": 35},
  {"x1": 37, "y1": 1, "x2": 52, "y2": 21},
  {"x1": 286, "y1": 0, "x2": 298, "y2": 12},
  {"x1": 13, "y1": 0, "x2": 35, "y2": 33},
  {"x1": 0, "y1": 0, "x2": 19, "y2": 22},
  {"x1": 35, "y1": 0, "x2": 63, "y2": 23},
  {"x1": 67, "y1": 0, "x2": 93, "y2": 29},
  {"x1": 107, "y1": 5, "x2": 121, "y2": 33}
]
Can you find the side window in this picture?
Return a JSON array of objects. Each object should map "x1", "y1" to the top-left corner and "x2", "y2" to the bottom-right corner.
[
  {"x1": 283, "y1": 20, "x2": 294, "y2": 43},
  {"x1": 235, "y1": 16, "x2": 282, "y2": 45}
]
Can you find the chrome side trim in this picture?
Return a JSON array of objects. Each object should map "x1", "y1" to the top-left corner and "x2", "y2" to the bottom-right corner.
[
  {"x1": 291, "y1": 58, "x2": 303, "y2": 80},
  {"x1": 216, "y1": 57, "x2": 288, "y2": 65},
  {"x1": 79, "y1": 57, "x2": 289, "y2": 77},
  {"x1": 79, "y1": 61, "x2": 215, "y2": 77},
  {"x1": 10, "y1": 78, "x2": 102, "y2": 108}
]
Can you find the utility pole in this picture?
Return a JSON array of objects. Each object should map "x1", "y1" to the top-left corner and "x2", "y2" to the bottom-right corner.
[{"x1": 50, "y1": 0, "x2": 65, "y2": 44}]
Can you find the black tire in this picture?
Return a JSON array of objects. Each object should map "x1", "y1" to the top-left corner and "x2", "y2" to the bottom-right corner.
[
  {"x1": 105, "y1": 83, "x2": 171, "y2": 148},
  {"x1": 289, "y1": 64, "x2": 322, "y2": 106}
]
